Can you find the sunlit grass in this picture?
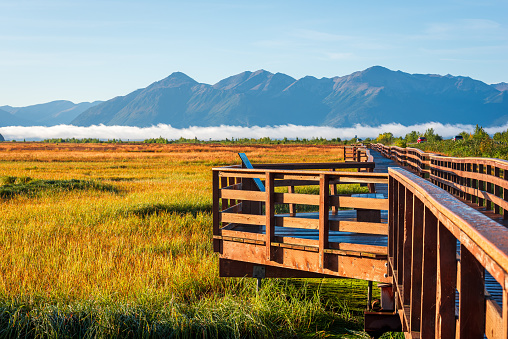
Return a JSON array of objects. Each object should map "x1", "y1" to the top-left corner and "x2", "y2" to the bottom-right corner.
[{"x1": 0, "y1": 142, "x2": 398, "y2": 338}]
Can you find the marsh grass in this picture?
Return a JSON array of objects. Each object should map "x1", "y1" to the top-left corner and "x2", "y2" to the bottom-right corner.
[
  {"x1": 0, "y1": 143, "x2": 397, "y2": 338},
  {"x1": 0, "y1": 176, "x2": 119, "y2": 199}
]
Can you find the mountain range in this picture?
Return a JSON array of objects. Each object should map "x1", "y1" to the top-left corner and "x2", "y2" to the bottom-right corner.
[
  {"x1": 0, "y1": 100, "x2": 102, "y2": 127},
  {"x1": 2, "y1": 66, "x2": 508, "y2": 128}
]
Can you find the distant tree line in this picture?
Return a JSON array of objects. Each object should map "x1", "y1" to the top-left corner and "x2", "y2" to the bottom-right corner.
[
  {"x1": 375, "y1": 125, "x2": 508, "y2": 159},
  {"x1": 42, "y1": 138, "x2": 125, "y2": 143},
  {"x1": 142, "y1": 136, "x2": 350, "y2": 145}
]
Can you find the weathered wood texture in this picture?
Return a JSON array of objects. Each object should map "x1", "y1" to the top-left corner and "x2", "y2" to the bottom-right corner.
[{"x1": 389, "y1": 167, "x2": 508, "y2": 339}]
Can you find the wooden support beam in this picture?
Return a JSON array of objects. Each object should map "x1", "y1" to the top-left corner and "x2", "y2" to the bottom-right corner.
[
  {"x1": 319, "y1": 174, "x2": 329, "y2": 270},
  {"x1": 330, "y1": 169, "x2": 337, "y2": 214},
  {"x1": 397, "y1": 182, "x2": 405, "y2": 287},
  {"x1": 213, "y1": 170, "x2": 221, "y2": 252},
  {"x1": 221, "y1": 176, "x2": 229, "y2": 212},
  {"x1": 459, "y1": 244, "x2": 485, "y2": 339},
  {"x1": 288, "y1": 185, "x2": 296, "y2": 216},
  {"x1": 420, "y1": 207, "x2": 437, "y2": 338},
  {"x1": 435, "y1": 221, "x2": 456, "y2": 339},
  {"x1": 266, "y1": 172, "x2": 275, "y2": 261},
  {"x1": 495, "y1": 167, "x2": 500, "y2": 215},
  {"x1": 403, "y1": 188, "x2": 413, "y2": 306},
  {"x1": 410, "y1": 196, "x2": 424, "y2": 332},
  {"x1": 388, "y1": 176, "x2": 396, "y2": 277}
]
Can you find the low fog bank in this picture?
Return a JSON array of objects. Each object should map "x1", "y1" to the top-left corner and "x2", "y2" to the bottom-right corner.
[{"x1": 1, "y1": 122, "x2": 508, "y2": 141}]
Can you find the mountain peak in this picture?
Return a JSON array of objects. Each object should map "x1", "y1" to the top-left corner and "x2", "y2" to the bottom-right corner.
[{"x1": 156, "y1": 72, "x2": 197, "y2": 88}]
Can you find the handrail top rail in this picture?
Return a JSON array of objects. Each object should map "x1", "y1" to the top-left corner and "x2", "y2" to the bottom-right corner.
[
  {"x1": 213, "y1": 166, "x2": 388, "y2": 178},
  {"x1": 215, "y1": 161, "x2": 375, "y2": 170},
  {"x1": 372, "y1": 143, "x2": 508, "y2": 168},
  {"x1": 389, "y1": 167, "x2": 508, "y2": 273}
]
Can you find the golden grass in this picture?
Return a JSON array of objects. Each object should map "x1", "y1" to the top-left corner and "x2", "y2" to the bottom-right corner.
[{"x1": 0, "y1": 142, "x2": 345, "y2": 302}]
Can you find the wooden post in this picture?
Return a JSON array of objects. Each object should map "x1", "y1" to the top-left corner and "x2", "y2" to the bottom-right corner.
[
  {"x1": 388, "y1": 176, "x2": 396, "y2": 277},
  {"x1": 467, "y1": 163, "x2": 472, "y2": 202},
  {"x1": 330, "y1": 169, "x2": 337, "y2": 214},
  {"x1": 367, "y1": 167, "x2": 376, "y2": 193},
  {"x1": 459, "y1": 245, "x2": 485, "y2": 339},
  {"x1": 265, "y1": 172, "x2": 275, "y2": 261},
  {"x1": 221, "y1": 176, "x2": 228, "y2": 211},
  {"x1": 410, "y1": 197, "x2": 424, "y2": 332},
  {"x1": 397, "y1": 182, "x2": 405, "y2": 287},
  {"x1": 319, "y1": 174, "x2": 329, "y2": 270},
  {"x1": 495, "y1": 167, "x2": 501, "y2": 215},
  {"x1": 392, "y1": 178, "x2": 399, "y2": 271},
  {"x1": 403, "y1": 188, "x2": 414, "y2": 305},
  {"x1": 420, "y1": 207, "x2": 437, "y2": 338},
  {"x1": 228, "y1": 176, "x2": 236, "y2": 207},
  {"x1": 479, "y1": 164, "x2": 485, "y2": 207},
  {"x1": 487, "y1": 165, "x2": 492, "y2": 211},
  {"x1": 212, "y1": 170, "x2": 221, "y2": 253},
  {"x1": 436, "y1": 222, "x2": 457, "y2": 339},
  {"x1": 288, "y1": 185, "x2": 296, "y2": 216}
]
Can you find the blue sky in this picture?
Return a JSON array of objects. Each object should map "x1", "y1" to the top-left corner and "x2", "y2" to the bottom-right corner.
[{"x1": 1, "y1": 0, "x2": 507, "y2": 106}]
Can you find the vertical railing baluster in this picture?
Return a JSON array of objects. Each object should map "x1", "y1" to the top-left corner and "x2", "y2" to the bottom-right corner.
[
  {"x1": 212, "y1": 170, "x2": 221, "y2": 252},
  {"x1": 420, "y1": 207, "x2": 437, "y2": 337},
  {"x1": 487, "y1": 165, "x2": 493, "y2": 211},
  {"x1": 330, "y1": 168, "x2": 337, "y2": 214},
  {"x1": 228, "y1": 176, "x2": 236, "y2": 207},
  {"x1": 288, "y1": 185, "x2": 296, "y2": 216},
  {"x1": 403, "y1": 188, "x2": 413, "y2": 306},
  {"x1": 392, "y1": 178, "x2": 400, "y2": 273},
  {"x1": 459, "y1": 245, "x2": 485, "y2": 338},
  {"x1": 495, "y1": 167, "x2": 501, "y2": 215},
  {"x1": 436, "y1": 221, "x2": 457, "y2": 339},
  {"x1": 410, "y1": 197, "x2": 424, "y2": 332},
  {"x1": 479, "y1": 164, "x2": 485, "y2": 207},
  {"x1": 319, "y1": 174, "x2": 329, "y2": 270},
  {"x1": 397, "y1": 182, "x2": 405, "y2": 287},
  {"x1": 388, "y1": 176, "x2": 395, "y2": 278},
  {"x1": 221, "y1": 176, "x2": 228, "y2": 211},
  {"x1": 265, "y1": 171, "x2": 275, "y2": 261}
]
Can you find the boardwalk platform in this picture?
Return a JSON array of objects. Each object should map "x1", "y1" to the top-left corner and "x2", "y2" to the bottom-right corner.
[{"x1": 213, "y1": 146, "x2": 508, "y2": 338}]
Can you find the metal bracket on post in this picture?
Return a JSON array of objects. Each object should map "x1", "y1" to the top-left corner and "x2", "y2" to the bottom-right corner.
[{"x1": 253, "y1": 265, "x2": 265, "y2": 292}]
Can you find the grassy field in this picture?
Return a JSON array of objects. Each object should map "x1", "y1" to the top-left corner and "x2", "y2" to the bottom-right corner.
[{"x1": 0, "y1": 142, "x2": 397, "y2": 338}]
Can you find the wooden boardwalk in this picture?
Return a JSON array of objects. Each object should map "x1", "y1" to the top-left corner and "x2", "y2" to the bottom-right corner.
[{"x1": 213, "y1": 146, "x2": 508, "y2": 338}]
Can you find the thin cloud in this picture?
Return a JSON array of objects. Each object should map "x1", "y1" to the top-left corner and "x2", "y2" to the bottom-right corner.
[{"x1": 1, "y1": 123, "x2": 508, "y2": 141}]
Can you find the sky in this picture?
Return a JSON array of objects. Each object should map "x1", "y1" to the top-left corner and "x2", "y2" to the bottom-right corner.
[{"x1": 1, "y1": 0, "x2": 507, "y2": 107}]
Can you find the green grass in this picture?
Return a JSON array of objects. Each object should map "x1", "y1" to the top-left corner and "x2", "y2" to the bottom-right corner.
[
  {"x1": 0, "y1": 176, "x2": 119, "y2": 199},
  {"x1": 0, "y1": 279, "x2": 377, "y2": 338}
]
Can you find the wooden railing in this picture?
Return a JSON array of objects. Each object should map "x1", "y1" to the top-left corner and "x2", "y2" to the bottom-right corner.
[
  {"x1": 343, "y1": 145, "x2": 374, "y2": 162},
  {"x1": 372, "y1": 143, "x2": 508, "y2": 220},
  {"x1": 212, "y1": 154, "x2": 508, "y2": 337},
  {"x1": 212, "y1": 161, "x2": 390, "y2": 282},
  {"x1": 389, "y1": 167, "x2": 508, "y2": 338}
]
